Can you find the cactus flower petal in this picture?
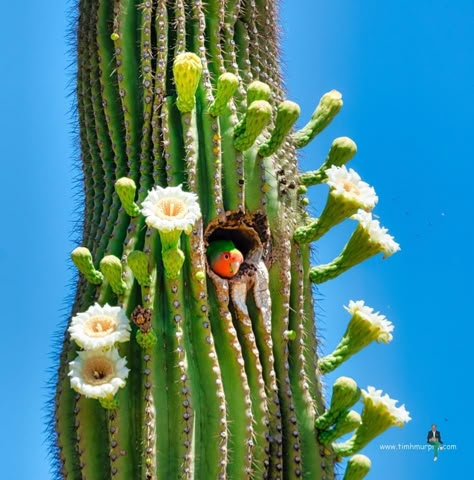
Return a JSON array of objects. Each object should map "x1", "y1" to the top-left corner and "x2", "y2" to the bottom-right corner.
[
  {"x1": 68, "y1": 348, "x2": 129, "y2": 399},
  {"x1": 352, "y1": 210, "x2": 400, "y2": 257},
  {"x1": 68, "y1": 303, "x2": 131, "y2": 350},
  {"x1": 325, "y1": 166, "x2": 378, "y2": 211},
  {"x1": 362, "y1": 386, "x2": 411, "y2": 426},
  {"x1": 141, "y1": 184, "x2": 201, "y2": 233},
  {"x1": 344, "y1": 300, "x2": 394, "y2": 344}
]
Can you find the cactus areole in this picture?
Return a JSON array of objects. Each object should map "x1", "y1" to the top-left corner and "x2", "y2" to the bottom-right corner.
[{"x1": 52, "y1": 1, "x2": 408, "y2": 479}]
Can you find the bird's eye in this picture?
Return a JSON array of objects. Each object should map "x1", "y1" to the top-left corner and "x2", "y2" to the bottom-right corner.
[{"x1": 224, "y1": 253, "x2": 230, "y2": 260}]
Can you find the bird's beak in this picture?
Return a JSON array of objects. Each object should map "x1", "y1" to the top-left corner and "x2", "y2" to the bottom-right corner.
[{"x1": 230, "y1": 261, "x2": 242, "y2": 274}]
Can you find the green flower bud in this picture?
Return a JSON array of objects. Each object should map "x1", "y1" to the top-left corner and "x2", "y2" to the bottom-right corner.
[
  {"x1": 127, "y1": 251, "x2": 151, "y2": 286},
  {"x1": 247, "y1": 80, "x2": 271, "y2": 105},
  {"x1": 115, "y1": 177, "x2": 140, "y2": 217},
  {"x1": 173, "y1": 52, "x2": 202, "y2": 112},
  {"x1": 343, "y1": 454, "x2": 371, "y2": 480},
  {"x1": 300, "y1": 137, "x2": 357, "y2": 187},
  {"x1": 100, "y1": 255, "x2": 127, "y2": 295},
  {"x1": 315, "y1": 377, "x2": 361, "y2": 430},
  {"x1": 99, "y1": 396, "x2": 119, "y2": 410},
  {"x1": 319, "y1": 410, "x2": 362, "y2": 444},
  {"x1": 162, "y1": 247, "x2": 185, "y2": 280},
  {"x1": 234, "y1": 100, "x2": 273, "y2": 151},
  {"x1": 71, "y1": 247, "x2": 103, "y2": 285},
  {"x1": 208, "y1": 73, "x2": 239, "y2": 116},
  {"x1": 293, "y1": 90, "x2": 343, "y2": 149},
  {"x1": 259, "y1": 100, "x2": 301, "y2": 157},
  {"x1": 136, "y1": 329, "x2": 158, "y2": 350}
]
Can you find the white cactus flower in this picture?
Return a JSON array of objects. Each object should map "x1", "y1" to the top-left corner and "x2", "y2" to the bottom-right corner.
[
  {"x1": 362, "y1": 386, "x2": 411, "y2": 426},
  {"x1": 352, "y1": 209, "x2": 400, "y2": 257},
  {"x1": 141, "y1": 184, "x2": 201, "y2": 234},
  {"x1": 68, "y1": 303, "x2": 130, "y2": 350},
  {"x1": 345, "y1": 300, "x2": 394, "y2": 343},
  {"x1": 68, "y1": 348, "x2": 129, "y2": 399},
  {"x1": 325, "y1": 165, "x2": 378, "y2": 210}
]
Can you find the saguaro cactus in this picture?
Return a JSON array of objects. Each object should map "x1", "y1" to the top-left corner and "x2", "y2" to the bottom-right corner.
[{"x1": 52, "y1": 1, "x2": 409, "y2": 479}]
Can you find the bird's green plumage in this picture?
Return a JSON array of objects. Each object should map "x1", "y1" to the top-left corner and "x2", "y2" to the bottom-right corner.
[{"x1": 207, "y1": 240, "x2": 239, "y2": 264}]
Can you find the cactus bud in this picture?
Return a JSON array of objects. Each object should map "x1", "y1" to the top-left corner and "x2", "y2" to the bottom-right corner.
[
  {"x1": 173, "y1": 52, "x2": 203, "y2": 112},
  {"x1": 315, "y1": 377, "x2": 361, "y2": 430},
  {"x1": 247, "y1": 80, "x2": 271, "y2": 105},
  {"x1": 234, "y1": 100, "x2": 272, "y2": 151},
  {"x1": 115, "y1": 177, "x2": 140, "y2": 217},
  {"x1": 293, "y1": 90, "x2": 343, "y2": 148},
  {"x1": 343, "y1": 454, "x2": 371, "y2": 480},
  {"x1": 259, "y1": 100, "x2": 301, "y2": 157},
  {"x1": 71, "y1": 247, "x2": 104, "y2": 285},
  {"x1": 127, "y1": 251, "x2": 151, "y2": 286},
  {"x1": 209, "y1": 73, "x2": 240, "y2": 116},
  {"x1": 100, "y1": 255, "x2": 127, "y2": 295}
]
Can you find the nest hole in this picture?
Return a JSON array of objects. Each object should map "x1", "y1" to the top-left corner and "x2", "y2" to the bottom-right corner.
[
  {"x1": 206, "y1": 227, "x2": 259, "y2": 258},
  {"x1": 204, "y1": 210, "x2": 271, "y2": 278}
]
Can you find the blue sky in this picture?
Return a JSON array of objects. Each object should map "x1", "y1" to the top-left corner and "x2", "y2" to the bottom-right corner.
[{"x1": 0, "y1": 0, "x2": 471, "y2": 478}]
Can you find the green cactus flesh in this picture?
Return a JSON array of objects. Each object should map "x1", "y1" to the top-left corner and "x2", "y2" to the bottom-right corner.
[{"x1": 52, "y1": 1, "x2": 407, "y2": 479}]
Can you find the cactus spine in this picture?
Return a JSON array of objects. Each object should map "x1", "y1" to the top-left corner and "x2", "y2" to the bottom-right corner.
[{"x1": 52, "y1": 1, "x2": 409, "y2": 479}]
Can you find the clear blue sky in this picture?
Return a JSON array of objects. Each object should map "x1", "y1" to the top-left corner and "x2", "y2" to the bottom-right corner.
[{"x1": 0, "y1": 1, "x2": 471, "y2": 478}]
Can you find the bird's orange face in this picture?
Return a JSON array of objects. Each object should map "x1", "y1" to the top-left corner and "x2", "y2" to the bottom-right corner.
[{"x1": 212, "y1": 249, "x2": 244, "y2": 278}]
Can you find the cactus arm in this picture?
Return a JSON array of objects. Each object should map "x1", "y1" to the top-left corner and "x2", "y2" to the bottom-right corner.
[
  {"x1": 88, "y1": 3, "x2": 117, "y2": 254},
  {"x1": 112, "y1": 0, "x2": 142, "y2": 181},
  {"x1": 97, "y1": 0, "x2": 127, "y2": 178},
  {"x1": 137, "y1": 0, "x2": 155, "y2": 200},
  {"x1": 197, "y1": 108, "x2": 225, "y2": 221},
  {"x1": 249, "y1": 262, "x2": 284, "y2": 477},
  {"x1": 287, "y1": 246, "x2": 323, "y2": 476},
  {"x1": 268, "y1": 261, "x2": 303, "y2": 478},
  {"x1": 163, "y1": 275, "x2": 195, "y2": 478},
  {"x1": 174, "y1": 0, "x2": 186, "y2": 56},
  {"x1": 234, "y1": 19, "x2": 253, "y2": 87},
  {"x1": 135, "y1": 233, "x2": 159, "y2": 480},
  {"x1": 223, "y1": 1, "x2": 246, "y2": 104},
  {"x1": 164, "y1": 98, "x2": 186, "y2": 185},
  {"x1": 73, "y1": 396, "x2": 111, "y2": 479},
  {"x1": 220, "y1": 108, "x2": 244, "y2": 212},
  {"x1": 208, "y1": 277, "x2": 253, "y2": 479},
  {"x1": 204, "y1": 0, "x2": 225, "y2": 77},
  {"x1": 55, "y1": 345, "x2": 82, "y2": 480},
  {"x1": 151, "y1": 248, "x2": 171, "y2": 480},
  {"x1": 300, "y1": 245, "x2": 324, "y2": 411},
  {"x1": 151, "y1": 0, "x2": 168, "y2": 178},
  {"x1": 243, "y1": 0, "x2": 261, "y2": 83},
  {"x1": 230, "y1": 281, "x2": 270, "y2": 477},
  {"x1": 78, "y1": 1, "x2": 105, "y2": 252},
  {"x1": 182, "y1": 230, "x2": 228, "y2": 479}
]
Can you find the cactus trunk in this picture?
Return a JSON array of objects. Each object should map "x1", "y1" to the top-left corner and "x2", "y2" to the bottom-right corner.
[{"x1": 52, "y1": 1, "x2": 407, "y2": 479}]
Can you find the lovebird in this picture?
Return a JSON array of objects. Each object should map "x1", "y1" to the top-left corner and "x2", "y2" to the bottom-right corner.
[{"x1": 207, "y1": 240, "x2": 244, "y2": 278}]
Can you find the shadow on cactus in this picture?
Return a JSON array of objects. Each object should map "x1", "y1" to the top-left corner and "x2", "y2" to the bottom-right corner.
[{"x1": 51, "y1": 1, "x2": 410, "y2": 479}]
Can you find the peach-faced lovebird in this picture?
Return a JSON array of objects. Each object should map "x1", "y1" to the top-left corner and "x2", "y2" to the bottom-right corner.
[{"x1": 207, "y1": 240, "x2": 244, "y2": 278}]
